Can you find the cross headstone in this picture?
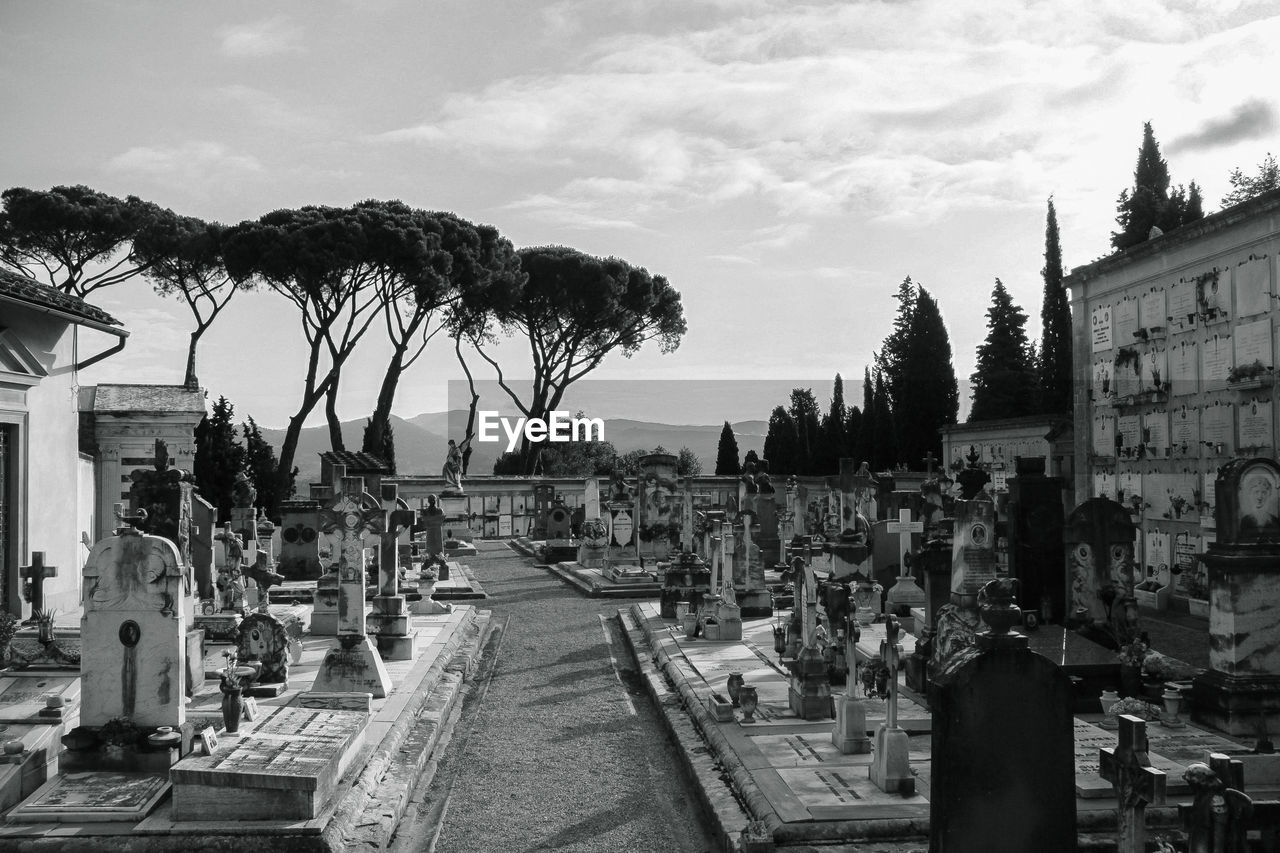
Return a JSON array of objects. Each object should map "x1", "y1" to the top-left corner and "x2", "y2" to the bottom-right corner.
[
  {"x1": 869, "y1": 614, "x2": 914, "y2": 795},
  {"x1": 886, "y1": 508, "x2": 924, "y2": 570},
  {"x1": 1100, "y1": 715, "x2": 1167, "y2": 853},
  {"x1": 922, "y1": 452, "x2": 938, "y2": 477},
  {"x1": 20, "y1": 552, "x2": 57, "y2": 621}
]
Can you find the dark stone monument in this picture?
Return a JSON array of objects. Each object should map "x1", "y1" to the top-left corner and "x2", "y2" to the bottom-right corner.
[
  {"x1": 1099, "y1": 715, "x2": 1166, "y2": 853},
  {"x1": 929, "y1": 579, "x2": 1077, "y2": 853},
  {"x1": 1192, "y1": 456, "x2": 1280, "y2": 736},
  {"x1": 1007, "y1": 457, "x2": 1066, "y2": 623},
  {"x1": 531, "y1": 483, "x2": 556, "y2": 540},
  {"x1": 278, "y1": 499, "x2": 322, "y2": 580},
  {"x1": 1064, "y1": 496, "x2": 1138, "y2": 642}
]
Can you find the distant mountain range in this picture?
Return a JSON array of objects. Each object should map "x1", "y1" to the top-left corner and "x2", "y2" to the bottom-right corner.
[{"x1": 257, "y1": 411, "x2": 767, "y2": 489}]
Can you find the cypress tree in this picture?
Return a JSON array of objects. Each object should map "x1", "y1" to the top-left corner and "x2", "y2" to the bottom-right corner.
[
  {"x1": 762, "y1": 406, "x2": 798, "y2": 477},
  {"x1": 816, "y1": 373, "x2": 847, "y2": 472},
  {"x1": 243, "y1": 416, "x2": 296, "y2": 520},
  {"x1": 871, "y1": 368, "x2": 895, "y2": 469},
  {"x1": 714, "y1": 421, "x2": 741, "y2": 475},
  {"x1": 969, "y1": 279, "x2": 1039, "y2": 422},
  {"x1": 1039, "y1": 198, "x2": 1073, "y2": 414},
  {"x1": 895, "y1": 288, "x2": 958, "y2": 465},
  {"x1": 789, "y1": 388, "x2": 821, "y2": 474},
  {"x1": 854, "y1": 366, "x2": 875, "y2": 467},
  {"x1": 193, "y1": 396, "x2": 246, "y2": 521}
]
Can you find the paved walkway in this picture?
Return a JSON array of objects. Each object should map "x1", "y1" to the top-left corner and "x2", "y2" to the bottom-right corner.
[{"x1": 398, "y1": 542, "x2": 716, "y2": 853}]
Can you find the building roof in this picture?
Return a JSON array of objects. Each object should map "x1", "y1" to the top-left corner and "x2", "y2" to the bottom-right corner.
[
  {"x1": 92, "y1": 383, "x2": 206, "y2": 413},
  {"x1": 320, "y1": 450, "x2": 390, "y2": 473},
  {"x1": 0, "y1": 268, "x2": 122, "y2": 329},
  {"x1": 1067, "y1": 187, "x2": 1280, "y2": 285}
]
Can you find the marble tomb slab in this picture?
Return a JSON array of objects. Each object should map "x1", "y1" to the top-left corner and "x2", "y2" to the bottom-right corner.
[
  {"x1": 1073, "y1": 719, "x2": 1215, "y2": 798},
  {"x1": 0, "y1": 676, "x2": 79, "y2": 724},
  {"x1": 169, "y1": 705, "x2": 368, "y2": 821},
  {"x1": 6, "y1": 772, "x2": 169, "y2": 823}
]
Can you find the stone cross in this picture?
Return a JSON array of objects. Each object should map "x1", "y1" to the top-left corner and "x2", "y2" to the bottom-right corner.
[
  {"x1": 681, "y1": 480, "x2": 695, "y2": 553},
  {"x1": 318, "y1": 477, "x2": 385, "y2": 636},
  {"x1": 801, "y1": 558, "x2": 819, "y2": 650},
  {"x1": 880, "y1": 615, "x2": 904, "y2": 729},
  {"x1": 20, "y1": 552, "x2": 57, "y2": 620},
  {"x1": 922, "y1": 452, "x2": 938, "y2": 477},
  {"x1": 722, "y1": 527, "x2": 735, "y2": 595},
  {"x1": 886, "y1": 508, "x2": 924, "y2": 570},
  {"x1": 1100, "y1": 715, "x2": 1167, "y2": 853}
]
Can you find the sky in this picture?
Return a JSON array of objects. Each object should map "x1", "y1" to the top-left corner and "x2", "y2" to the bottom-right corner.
[{"x1": 3, "y1": 0, "x2": 1280, "y2": 430}]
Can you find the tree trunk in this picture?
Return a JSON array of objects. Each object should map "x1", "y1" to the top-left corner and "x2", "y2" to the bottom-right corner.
[
  {"x1": 366, "y1": 340, "x2": 410, "y2": 457},
  {"x1": 325, "y1": 379, "x2": 344, "y2": 451},
  {"x1": 184, "y1": 330, "x2": 200, "y2": 390}
]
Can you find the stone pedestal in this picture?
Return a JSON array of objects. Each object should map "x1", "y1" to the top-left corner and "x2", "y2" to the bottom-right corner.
[
  {"x1": 869, "y1": 724, "x2": 913, "y2": 795},
  {"x1": 311, "y1": 573, "x2": 340, "y2": 636},
  {"x1": 369, "y1": 595, "x2": 419, "y2": 660},
  {"x1": 831, "y1": 693, "x2": 871, "y2": 754},
  {"x1": 310, "y1": 634, "x2": 392, "y2": 699},
  {"x1": 1191, "y1": 548, "x2": 1280, "y2": 735},
  {"x1": 788, "y1": 646, "x2": 834, "y2": 720}
]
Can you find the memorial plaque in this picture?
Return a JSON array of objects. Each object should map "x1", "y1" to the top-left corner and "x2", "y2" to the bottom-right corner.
[
  {"x1": 8, "y1": 772, "x2": 169, "y2": 822},
  {"x1": 1114, "y1": 295, "x2": 1139, "y2": 342},
  {"x1": 951, "y1": 499, "x2": 997, "y2": 595},
  {"x1": 1237, "y1": 257, "x2": 1272, "y2": 318},
  {"x1": 1169, "y1": 279, "x2": 1198, "y2": 330},
  {"x1": 1172, "y1": 404, "x2": 1201, "y2": 457},
  {"x1": 1093, "y1": 414, "x2": 1115, "y2": 457},
  {"x1": 1200, "y1": 333, "x2": 1232, "y2": 389},
  {"x1": 1175, "y1": 531, "x2": 1201, "y2": 594},
  {"x1": 1144, "y1": 348, "x2": 1167, "y2": 392},
  {"x1": 1093, "y1": 470, "x2": 1115, "y2": 500},
  {"x1": 1117, "y1": 415, "x2": 1141, "y2": 457},
  {"x1": 1118, "y1": 469, "x2": 1142, "y2": 505},
  {"x1": 170, "y1": 705, "x2": 368, "y2": 820},
  {"x1": 1092, "y1": 303, "x2": 1113, "y2": 352},
  {"x1": 1238, "y1": 397, "x2": 1273, "y2": 450},
  {"x1": 1074, "y1": 720, "x2": 1189, "y2": 798},
  {"x1": 1141, "y1": 287, "x2": 1167, "y2": 330},
  {"x1": 1234, "y1": 318, "x2": 1273, "y2": 369},
  {"x1": 1093, "y1": 358, "x2": 1112, "y2": 400},
  {"x1": 1170, "y1": 337, "x2": 1199, "y2": 396},
  {"x1": 1202, "y1": 401, "x2": 1234, "y2": 455},
  {"x1": 1144, "y1": 410, "x2": 1169, "y2": 458}
]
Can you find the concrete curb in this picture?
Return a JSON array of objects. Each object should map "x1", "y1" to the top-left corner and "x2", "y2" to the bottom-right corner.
[
  {"x1": 617, "y1": 607, "x2": 751, "y2": 853},
  {"x1": 323, "y1": 609, "x2": 490, "y2": 852}
]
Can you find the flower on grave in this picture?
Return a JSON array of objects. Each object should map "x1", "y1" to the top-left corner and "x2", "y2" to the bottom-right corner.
[
  {"x1": 1106, "y1": 697, "x2": 1160, "y2": 721},
  {"x1": 1118, "y1": 639, "x2": 1150, "y2": 668},
  {"x1": 98, "y1": 716, "x2": 142, "y2": 748},
  {"x1": 1142, "y1": 651, "x2": 1198, "y2": 682},
  {"x1": 220, "y1": 649, "x2": 248, "y2": 692}
]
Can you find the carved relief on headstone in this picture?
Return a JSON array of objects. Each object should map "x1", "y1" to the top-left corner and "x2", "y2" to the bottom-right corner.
[
  {"x1": 1064, "y1": 497, "x2": 1138, "y2": 635},
  {"x1": 236, "y1": 611, "x2": 291, "y2": 695}
]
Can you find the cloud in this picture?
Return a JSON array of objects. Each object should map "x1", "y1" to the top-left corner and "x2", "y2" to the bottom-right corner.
[
  {"x1": 1171, "y1": 99, "x2": 1279, "y2": 152},
  {"x1": 105, "y1": 142, "x2": 264, "y2": 192},
  {"x1": 218, "y1": 16, "x2": 303, "y2": 58}
]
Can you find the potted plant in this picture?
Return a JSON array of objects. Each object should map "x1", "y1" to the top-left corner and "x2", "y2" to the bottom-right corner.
[{"x1": 0, "y1": 611, "x2": 18, "y2": 668}]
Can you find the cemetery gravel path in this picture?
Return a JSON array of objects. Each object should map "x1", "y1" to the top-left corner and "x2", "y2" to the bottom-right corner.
[{"x1": 392, "y1": 542, "x2": 718, "y2": 853}]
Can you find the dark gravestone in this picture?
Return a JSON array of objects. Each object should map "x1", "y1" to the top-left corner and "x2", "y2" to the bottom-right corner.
[
  {"x1": 929, "y1": 594, "x2": 1078, "y2": 853},
  {"x1": 191, "y1": 494, "x2": 215, "y2": 601},
  {"x1": 1007, "y1": 457, "x2": 1066, "y2": 622},
  {"x1": 531, "y1": 483, "x2": 556, "y2": 539}
]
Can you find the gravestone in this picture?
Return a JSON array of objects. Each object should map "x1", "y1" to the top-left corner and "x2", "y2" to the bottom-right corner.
[
  {"x1": 311, "y1": 477, "x2": 392, "y2": 699},
  {"x1": 1007, "y1": 457, "x2": 1066, "y2": 622},
  {"x1": 831, "y1": 617, "x2": 871, "y2": 754},
  {"x1": 636, "y1": 453, "x2": 679, "y2": 561},
  {"x1": 278, "y1": 499, "x2": 322, "y2": 580},
  {"x1": 869, "y1": 615, "x2": 913, "y2": 795},
  {"x1": 190, "y1": 494, "x2": 215, "y2": 602},
  {"x1": 542, "y1": 496, "x2": 578, "y2": 563},
  {"x1": 1100, "y1": 715, "x2": 1167, "y2": 853},
  {"x1": 787, "y1": 558, "x2": 834, "y2": 720},
  {"x1": 369, "y1": 483, "x2": 419, "y2": 660},
  {"x1": 126, "y1": 438, "x2": 195, "y2": 570},
  {"x1": 884, "y1": 509, "x2": 926, "y2": 620},
  {"x1": 929, "y1": 582, "x2": 1077, "y2": 853},
  {"x1": 236, "y1": 611, "x2": 291, "y2": 697},
  {"x1": 421, "y1": 494, "x2": 445, "y2": 557},
  {"x1": 1064, "y1": 497, "x2": 1138, "y2": 641},
  {"x1": 1193, "y1": 457, "x2": 1280, "y2": 736},
  {"x1": 80, "y1": 506, "x2": 189, "y2": 728},
  {"x1": 605, "y1": 477, "x2": 637, "y2": 568},
  {"x1": 531, "y1": 482, "x2": 556, "y2": 539},
  {"x1": 932, "y1": 496, "x2": 997, "y2": 672},
  {"x1": 19, "y1": 552, "x2": 56, "y2": 622}
]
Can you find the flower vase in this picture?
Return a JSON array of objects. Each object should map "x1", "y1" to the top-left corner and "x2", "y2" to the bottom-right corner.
[
  {"x1": 1160, "y1": 687, "x2": 1186, "y2": 728},
  {"x1": 726, "y1": 673, "x2": 744, "y2": 707},
  {"x1": 1099, "y1": 689, "x2": 1120, "y2": 730},
  {"x1": 221, "y1": 687, "x2": 243, "y2": 734}
]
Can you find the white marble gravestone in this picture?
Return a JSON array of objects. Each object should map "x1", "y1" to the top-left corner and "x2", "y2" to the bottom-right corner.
[
  {"x1": 311, "y1": 477, "x2": 392, "y2": 698},
  {"x1": 81, "y1": 518, "x2": 188, "y2": 728}
]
